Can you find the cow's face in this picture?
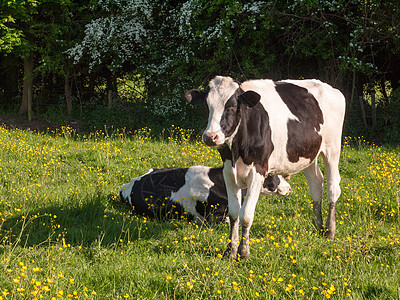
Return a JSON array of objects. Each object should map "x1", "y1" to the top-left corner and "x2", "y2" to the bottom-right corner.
[
  {"x1": 185, "y1": 76, "x2": 261, "y2": 147},
  {"x1": 261, "y1": 175, "x2": 292, "y2": 197}
]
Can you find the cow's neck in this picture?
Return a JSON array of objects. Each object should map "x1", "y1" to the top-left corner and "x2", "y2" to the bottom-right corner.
[{"x1": 225, "y1": 119, "x2": 241, "y2": 149}]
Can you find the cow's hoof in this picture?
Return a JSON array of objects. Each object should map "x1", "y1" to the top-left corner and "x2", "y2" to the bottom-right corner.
[
  {"x1": 324, "y1": 229, "x2": 335, "y2": 240},
  {"x1": 312, "y1": 219, "x2": 323, "y2": 234},
  {"x1": 238, "y1": 243, "x2": 250, "y2": 261},
  {"x1": 224, "y1": 243, "x2": 238, "y2": 260}
]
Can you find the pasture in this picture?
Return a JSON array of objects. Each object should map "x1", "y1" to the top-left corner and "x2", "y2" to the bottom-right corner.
[{"x1": 0, "y1": 125, "x2": 399, "y2": 299}]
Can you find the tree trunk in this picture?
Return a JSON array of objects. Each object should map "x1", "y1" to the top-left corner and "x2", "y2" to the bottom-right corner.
[
  {"x1": 371, "y1": 91, "x2": 376, "y2": 129},
  {"x1": 65, "y1": 72, "x2": 72, "y2": 115},
  {"x1": 27, "y1": 85, "x2": 32, "y2": 122},
  {"x1": 349, "y1": 69, "x2": 356, "y2": 110},
  {"x1": 108, "y1": 90, "x2": 113, "y2": 108},
  {"x1": 359, "y1": 96, "x2": 368, "y2": 129},
  {"x1": 88, "y1": 73, "x2": 95, "y2": 100},
  {"x1": 104, "y1": 67, "x2": 117, "y2": 108},
  {"x1": 19, "y1": 54, "x2": 34, "y2": 121},
  {"x1": 380, "y1": 79, "x2": 388, "y2": 102}
]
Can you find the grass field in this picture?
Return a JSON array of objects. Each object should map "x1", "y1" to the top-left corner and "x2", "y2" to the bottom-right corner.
[{"x1": 0, "y1": 124, "x2": 399, "y2": 299}]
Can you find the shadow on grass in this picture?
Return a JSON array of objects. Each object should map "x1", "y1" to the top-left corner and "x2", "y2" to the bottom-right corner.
[
  {"x1": 362, "y1": 283, "x2": 396, "y2": 299},
  {"x1": 0, "y1": 194, "x2": 183, "y2": 253}
]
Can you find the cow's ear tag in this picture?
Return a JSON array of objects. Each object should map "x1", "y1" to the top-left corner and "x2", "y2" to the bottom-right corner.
[
  {"x1": 184, "y1": 89, "x2": 206, "y2": 105},
  {"x1": 238, "y1": 91, "x2": 261, "y2": 107}
]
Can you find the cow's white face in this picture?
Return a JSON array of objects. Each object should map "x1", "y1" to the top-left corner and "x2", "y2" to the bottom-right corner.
[
  {"x1": 203, "y1": 76, "x2": 240, "y2": 146},
  {"x1": 185, "y1": 76, "x2": 261, "y2": 147}
]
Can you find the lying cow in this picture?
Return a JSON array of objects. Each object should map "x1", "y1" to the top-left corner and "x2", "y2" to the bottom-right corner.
[
  {"x1": 185, "y1": 76, "x2": 345, "y2": 260},
  {"x1": 120, "y1": 166, "x2": 291, "y2": 224}
]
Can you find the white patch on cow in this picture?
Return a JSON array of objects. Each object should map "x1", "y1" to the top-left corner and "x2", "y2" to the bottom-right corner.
[
  {"x1": 119, "y1": 168, "x2": 154, "y2": 205},
  {"x1": 234, "y1": 157, "x2": 254, "y2": 189},
  {"x1": 170, "y1": 165, "x2": 215, "y2": 223},
  {"x1": 204, "y1": 76, "x2": 239, "y2": 145},
  {"x1": 276, "y1": 175, "x2": 292, "y2": 196}
]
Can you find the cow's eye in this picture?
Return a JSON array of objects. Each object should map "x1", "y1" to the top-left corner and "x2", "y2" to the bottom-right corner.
[
  {"x1": 220, "y1": 105, "x2": 239, "y2": 135},
  {"x1": 223, "y1": 106, "x2": 237, "y2": 119}
]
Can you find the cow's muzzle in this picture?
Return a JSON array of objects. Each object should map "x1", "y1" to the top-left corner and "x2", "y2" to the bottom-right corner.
[
  {"x1": 202, "y1": 132, "x2": 219, "y2": 146},
  {"x1": 277, "y1": 186, "x2": 292, "y2": 196}
]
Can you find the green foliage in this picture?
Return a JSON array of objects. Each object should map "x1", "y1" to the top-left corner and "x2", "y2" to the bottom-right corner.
[
  {"x1": 0, "y1": 0, "x2": 37, "y2": 52},
  {"x1": 0, "y1": 0, "x2": 40, "y2": 57},
  {"x1": 381, "y1": 88, "x2": 400, "y2": 142},
  {"x1": 1, "y1": 0, "x2": 400, "y2": 142},
  {"x1": 0, "y1": 15, "x2": 22, "y2": 53}
]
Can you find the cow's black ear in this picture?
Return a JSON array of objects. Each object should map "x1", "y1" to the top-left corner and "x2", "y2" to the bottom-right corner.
[
  {"x1": 238, "y1": 90, "x2": 261, "y2": 107},
  {"x1": 184, "y1": 89, "x2": 206, "y2": 105}
]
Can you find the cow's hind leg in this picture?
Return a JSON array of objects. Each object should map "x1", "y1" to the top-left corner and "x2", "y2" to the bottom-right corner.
[
  {"x1": 321, "y1": 151, "x2": 341, "y2": 240},
  {"x1": 303, "y1": 160, "x2": 324, "y2": 234}
]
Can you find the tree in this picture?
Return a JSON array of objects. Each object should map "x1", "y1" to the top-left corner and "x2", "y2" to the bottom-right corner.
[
  {"x1": 1, "y1": 0, "x2": 94, "y2": 118},
  {"x1": 1, "y1": 1, "x2": 38, "y2": 120}
]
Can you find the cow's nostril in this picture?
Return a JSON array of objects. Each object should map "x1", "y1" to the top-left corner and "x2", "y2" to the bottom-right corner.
[{"x1": 203, "y1": 132, "x2": 218, "y2": 146}]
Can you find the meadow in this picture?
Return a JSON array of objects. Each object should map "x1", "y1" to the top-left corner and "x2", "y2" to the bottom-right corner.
[{"x1": 0, "y1": 124, "x2": 399, "y2": 299}]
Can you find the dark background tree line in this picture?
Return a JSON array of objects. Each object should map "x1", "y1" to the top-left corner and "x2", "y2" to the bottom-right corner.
[{"x1": 1, "y1": 0, "x2": 399, "y2": 142}]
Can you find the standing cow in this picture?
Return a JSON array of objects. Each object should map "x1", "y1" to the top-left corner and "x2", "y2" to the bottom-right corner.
[{"x1": 185, "y1": 76, "x2": 345, "y2": 260}]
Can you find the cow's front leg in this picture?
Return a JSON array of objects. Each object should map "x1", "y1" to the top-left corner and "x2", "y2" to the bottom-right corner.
[
  {"x1": 223, "y1": 164, "x2": 241, "y2": 259},
  {"x1": 225, "y1": 211, "x2": 240, "y2": 259},
  {"x1": 238, "y1": 172, "x2": 263, "y2": 261},
  {"x1": 225, "y1": 191, "x2": 241, "y2": 259}
]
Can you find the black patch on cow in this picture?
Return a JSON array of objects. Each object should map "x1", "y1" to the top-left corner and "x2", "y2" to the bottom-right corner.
[
  {"x1": 184, "y1": 89, "x2": 207, "y2": 105},
  {"x1": 274, "y1": 82, "x2": 324, "y2": 163},
  {"x1": 217, "y1": 144, "x2": 232, "y2": 162},
  {"x1": 220, "y1": 88, "x2": 242, "y2": 138},
  {"x1": 229, "y1": 92, "x2": 274, "y2": 176},
  {"x1": 263, "y1": 175, "x2": 280, "y2": 192},
  {"x1": 130, "y1": 168, "x2": 188, "y2": 219},
  {"x1": 185, "y1": 88, "x2": 211, "y2": 119},
  {"x1": 238, "y1": 90, "x2": 261, "y2": 107},
  {"x1": 195, "y1": 167, "x2": 229, "y2": 222}
]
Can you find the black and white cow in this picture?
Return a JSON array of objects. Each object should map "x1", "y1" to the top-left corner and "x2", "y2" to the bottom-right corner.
[
  {"x1": 120, "y1": 166, "x2": 291, "y2": 224},
  {"x1": 185, "y1": 76, "x2": 345, "y2": 260}
]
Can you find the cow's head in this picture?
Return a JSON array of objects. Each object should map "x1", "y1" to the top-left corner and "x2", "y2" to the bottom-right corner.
[
  {"x1": 184, "y1": 76, "x2": 261, "y2": 146},
  {"x1": 261, "y1": 175, "x2": 292, "y2": 197}
]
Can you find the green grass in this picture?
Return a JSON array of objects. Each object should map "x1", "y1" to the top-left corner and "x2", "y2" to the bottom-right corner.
[{"x1": 0, "y1": 126, "x2": 399, "y2": 299}]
